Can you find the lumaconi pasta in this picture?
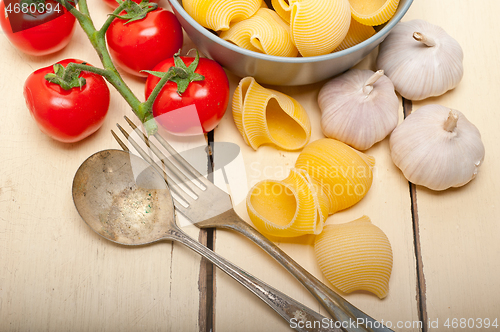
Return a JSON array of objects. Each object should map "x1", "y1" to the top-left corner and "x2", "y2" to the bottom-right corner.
[
  {"x1": 219, "y1": 8, "x2": 298, "y2": 57},
  {"x1": 295, "y1": 138, "x2": 375, "y2": 214},
  {"x1": 182, "y1": 0, "x2": 262, "y2": 31},
  {"x1": 232, "y1": 77, "x2": 311, "y2": 150},
  {"x1": 271, "y1": 0, "x2": 291, "y2": 23},
  {"x1": 349, "y1": 0, "x2": 399, "y2": 26},
  {"x1": 272, "y1": 0, "x2": 351, "y2": 56},
  {"x1": 314, "y1": 216, "x2": 393, "y2": 298},
  {"x1": 246, "y1": 138, "x2": 374, "y2": 237},
  {"x1": 334, "y1": 18, "x2": 376, "y2": 52},
  {"x1": 247, "y1": 168, "x2": 329, "y2": 237}
]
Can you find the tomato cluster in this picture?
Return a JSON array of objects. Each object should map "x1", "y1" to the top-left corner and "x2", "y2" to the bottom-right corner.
[{"x1": 1, "y1": 0, "x2": 229, "y2": 142}]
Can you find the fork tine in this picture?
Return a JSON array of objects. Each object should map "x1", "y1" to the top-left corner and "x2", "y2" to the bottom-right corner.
[
  {"x1": 111, "y1": 130, "x2": 129, "y2": 152},
  {"x1": 126, "y1": 116, "x2": 209, "y2": 184},
  {"x1": 116, "y1": 123, "x2": 200, "y2": 200},
  {"x1": 113, "y1": 125, "x2": 193, "y2": 207},
  {"x1": 123, "y1": 116, "x2": 206, "y2": 192}
]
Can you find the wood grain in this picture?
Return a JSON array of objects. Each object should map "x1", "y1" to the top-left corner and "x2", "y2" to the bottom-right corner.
[
  {"x1": 404, "y1": 1, "x2": 500, "y2": 330},
  {"x1": 0, "y1": 1, "x2": 202, "y2": 331}
]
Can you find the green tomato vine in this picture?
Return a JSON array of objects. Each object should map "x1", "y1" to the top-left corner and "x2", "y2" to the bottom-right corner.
[{"x1": 55, "y1": 0, "x2": 172, "y2": 135}]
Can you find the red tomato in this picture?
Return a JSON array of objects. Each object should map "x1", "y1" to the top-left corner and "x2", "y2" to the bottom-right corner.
[
  {"x1": 106, "y1": 8, "x2": 183, "y2": 77},
  {"x1": 102, "y1": 0, "x2": 159, "y2": 9},
  {"x1": 0, "y1": 0, "x2": 76, "y2": 56},
  {"x1": 145, "y1": 55, "x2": 229, "y2": 134},
  {"x1": 23, "y1": 59, "x2": 110, "y2": 143}
]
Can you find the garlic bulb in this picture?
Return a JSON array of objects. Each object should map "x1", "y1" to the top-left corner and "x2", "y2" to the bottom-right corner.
[
  {"x1": 318, "y1": 69, "x2": 399, "y2": 150},
  {"x1": 390, "y1": 104, "x2": 485, "y2": 191},
  {"x1": 377, "y1": 19, "x2": 464, "y2": 100}
]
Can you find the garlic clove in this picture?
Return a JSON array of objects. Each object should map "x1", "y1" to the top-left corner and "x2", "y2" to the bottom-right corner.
[
  {"x1": 390, "y1": 104, "x2": 485, "y2": 191},
  {"x1": 318, "y1": 69, "x2": 399, "y2": 150},
  {"x1": 377, "y1": 19, "x2": 464, "y2": 101}
]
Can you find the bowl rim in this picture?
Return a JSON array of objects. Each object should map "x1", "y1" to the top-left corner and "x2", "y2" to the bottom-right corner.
[{"x1": 168, "y1": 0, "x2": 414, "y2": 63}]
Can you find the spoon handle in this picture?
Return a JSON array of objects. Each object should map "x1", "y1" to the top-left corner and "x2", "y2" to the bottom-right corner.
[
  {"x1": 167, "y1": 226, "x2": 339, "y2": 332},
  {"x1": 197, "y1": 210, "x2": 393, "y2": 332}
]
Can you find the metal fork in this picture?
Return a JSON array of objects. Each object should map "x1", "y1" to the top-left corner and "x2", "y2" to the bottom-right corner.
[{"x1": 114, "y1": 116, "x2": 393, "y2": 332}]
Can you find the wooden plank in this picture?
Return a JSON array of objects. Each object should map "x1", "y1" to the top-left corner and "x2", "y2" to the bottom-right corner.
[
  {"x1": 213, "y1": 50, "x2": 420, "y2": 330},
  {"x1": 0, "y1": 1, "x2": 201, "y2": 330},
  {"x1": 404, "y1": 0, "x2": 500, "y2": 329}
]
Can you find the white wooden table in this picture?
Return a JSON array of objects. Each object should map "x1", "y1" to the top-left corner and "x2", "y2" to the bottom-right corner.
[{"x1": 1, "y1": 0, "x2": 499, "y2": 331}]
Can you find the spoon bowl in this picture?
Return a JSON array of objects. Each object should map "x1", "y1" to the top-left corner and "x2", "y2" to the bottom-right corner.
[{"x1": 72, "y1": 149, "x2": 173, "y2": 245}]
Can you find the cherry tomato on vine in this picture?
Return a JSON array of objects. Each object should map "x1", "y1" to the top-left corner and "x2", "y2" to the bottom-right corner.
[
  {"x1": 0, "y1": 0, "x2": 76, "y2": 56},
  {"x1": 106, "y1": 7, "x2": 183, "y2": 77},
  {"x1": 102, "y1": 0, "x2": 159, "y2": 9},
  {"x1": 23, "y1": 59, "x2": 110, "y2": 143},
  {"x1": 145, "y1": 52, "x2": 229, "y2": 134}
]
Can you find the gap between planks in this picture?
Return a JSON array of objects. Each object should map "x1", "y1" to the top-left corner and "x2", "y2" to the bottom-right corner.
[
  {"x1": 198, "y1": 130, "x2": 216, "y2": 332},
  {"x1": 403, "y1": 98, "x2": 428, "y2": 332}
]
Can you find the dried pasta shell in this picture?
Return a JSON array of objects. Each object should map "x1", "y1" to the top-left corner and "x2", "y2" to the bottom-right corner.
[
  {"x1": 232, "y1": 77, "x2": 311, "y2": 151},
  {"x1": 349, "y1": 0, "x2": 399, "y2": 26},
  {"x1": 295, "y1": 138, "x2": 374, "y2": 215},
  {"x1": 314, "y1": 216, "x2": 393, "y2": 298},
  {"x1": 334, "y1": 18, "x2": 376, "y2": 52},
  {"x1": 271, "y1": 0, "x2": 291, "y2": 23},
  {"x1": 246, "y1": 138, "x2": 374, "y2": 238},
  {"x1": 247, "y1": 168, "x2": 329, "y2": 237},
  {"x1": 219, "y1": 8, "x2": 298, "y2": 57},
  {"x1": 273, "y1": 0, "x2": 351, "y2": 57},
  {"x1": 183, "y1": 0, "x2": 262, "y2": 31}
]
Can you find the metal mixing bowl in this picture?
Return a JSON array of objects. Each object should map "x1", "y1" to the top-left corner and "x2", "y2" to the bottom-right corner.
[{"x1": 168, "y1": 0, "x2": 413, "y2": 86}]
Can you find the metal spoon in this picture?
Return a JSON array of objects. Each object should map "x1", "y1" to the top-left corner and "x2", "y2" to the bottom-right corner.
[{"x1": 72, "y1": 149, "x2": 338, "y2": 332}]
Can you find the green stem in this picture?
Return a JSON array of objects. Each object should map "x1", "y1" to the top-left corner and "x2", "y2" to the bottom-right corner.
[
  {"x1": 59, "y1": 0, "x2": 88, "y2": 24},
  {"x1": 75, "y1": 0, "x2": 90, "y2": 17},
  {"x1": 55, "y1": 0, "x2": 159, "y2": 134},
  {"x1": 143, "y1": 69, "x2": 178, "y2": 110},
  {"x1": 98, "y1": 1, "x2": 129, "y2": 37}
]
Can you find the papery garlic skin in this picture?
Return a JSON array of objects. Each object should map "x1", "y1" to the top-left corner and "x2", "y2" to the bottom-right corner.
[
  {"x1": 318, "y1": 69, "x2": 399, "y2": 150},
  {"x1": 377, "y1": 19, "x2": 464, "y2": 101},
  {"x1": 390, "y1": 104, "x2": 485, "y2": 191}
]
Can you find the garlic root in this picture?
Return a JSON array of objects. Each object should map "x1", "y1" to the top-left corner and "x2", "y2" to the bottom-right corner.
[
  {"x1": 412, "y1": 32, "x2": 436, "y2": 47},
  {"x1": 443, "y1": 110, "x2": 459, "y2": 132},
  {"x1": 362, "y1": 69, "x2": 384, "y2": 95}
]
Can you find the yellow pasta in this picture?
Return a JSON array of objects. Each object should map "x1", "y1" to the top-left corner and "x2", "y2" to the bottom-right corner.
[
  {"x1": 232, "y1": 77, "x2": 311, "y2": 151},
  {"x1": 247, "y1": 168, "x2": 329, "y2": 237},
  {"x1": 334, "y1": 18, "x2": 376, "y2": 52},
  {"x1": 246, "y1": 138, "x2": 374, "y2": 238},
  {"x1": 183, "y1": 0, "x2": 262, "y2": 31},
  {"x1": 272, "y1": 0, "x2": 351, "y2": 56},
  {"x1": 295, "y1": 138, "x2": 374, "y2": 214},
  {"x1": 271, "y1": 0, "x2": 291, "y2": 23},
  {"x1": 219, "y1": 8, "x2": 298, "y2": 57},
  {"x1": 349, "y1": 0, "x2": 399, "y2": 26},
  {"x1": 314, "y1": 216, "x2": 393, "y2": 298}
]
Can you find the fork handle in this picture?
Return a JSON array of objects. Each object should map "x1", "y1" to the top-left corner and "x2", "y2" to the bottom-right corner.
[
  {"x1": 166, "y1": 226, "x2": 340, "y2": 332},
  {"x1": 197, "y1": 210, "x2": 393, "y2": 332}
]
